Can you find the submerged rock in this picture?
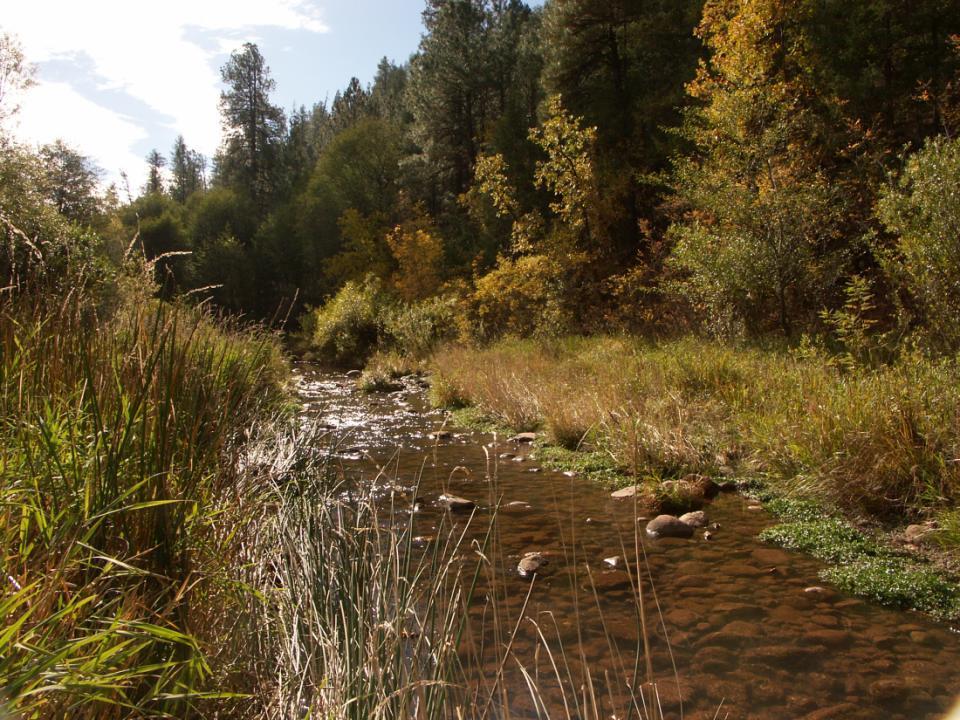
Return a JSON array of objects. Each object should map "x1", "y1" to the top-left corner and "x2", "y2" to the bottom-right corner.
[
  {"x1": 438, "y1": 494, "x2": 475, "y2": 512},
  {"x1": 517, "y1": 552, "x2": 547, "y2": 577},
  {"x1": 645, "y1": 515, "x2": 695, "y2": 539},
  {"x1": 429, "y1": 430, "x2": 453, "y2": 440}
]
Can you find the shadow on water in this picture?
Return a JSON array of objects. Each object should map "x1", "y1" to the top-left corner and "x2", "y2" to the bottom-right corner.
[{"x1": 294, "y1": 363, "x2": 960, "y2": 720}]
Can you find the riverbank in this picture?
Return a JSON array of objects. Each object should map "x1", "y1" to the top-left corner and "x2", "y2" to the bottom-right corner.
[
  {"x1": 0, "y1": 288, "x2": 293, "y2": 717},
  {"x1": 428, "y1": 336, "x2": 960, "y2": 619}
]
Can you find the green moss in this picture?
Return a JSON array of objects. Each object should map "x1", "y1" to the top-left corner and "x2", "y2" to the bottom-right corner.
[
  {"x1": 448, "y1": 406, "x2": 513, "y2": 435},
  {"x1": 822, "y1": 558, "x2": 960, "y2": 620},
  {"x1": 534, "y1": 444, "x2": 628, "y2": 485},
  {"x1": 765, "y1": 497, "x2": 828, "y2": 522},
  {"x1": 759, "y1": 519, "x2": 882, "y2": 563}
]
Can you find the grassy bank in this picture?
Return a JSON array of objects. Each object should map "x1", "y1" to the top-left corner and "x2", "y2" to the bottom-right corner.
[
  {"x1": 429, "y1": 336, "x2": 960, "y2": 617},
  {"x1": 0, "y1": 290, "x2": 288, "y2": 717}
]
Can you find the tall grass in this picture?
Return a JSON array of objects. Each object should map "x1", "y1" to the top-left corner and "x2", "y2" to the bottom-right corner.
[
  {"x1": 430, "y1": 336, "x2": 960, "y2": 520},
  {"x1": 0, "y1": 287, "x2": 287, "y2": 717}
]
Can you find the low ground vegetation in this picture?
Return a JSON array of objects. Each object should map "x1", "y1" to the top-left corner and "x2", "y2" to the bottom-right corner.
[{"x1": 428, "y1": 335, "x2": 960, "y2": 617}]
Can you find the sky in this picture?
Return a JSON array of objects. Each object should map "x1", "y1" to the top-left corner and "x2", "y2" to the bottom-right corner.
[{"x1": 1, "y1": 0, "x2": 434, "y2": 191}]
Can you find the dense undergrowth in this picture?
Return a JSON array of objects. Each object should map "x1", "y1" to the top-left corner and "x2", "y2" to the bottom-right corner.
[{"x1": 0, "y1": 284, "x2": 289, "y2": 717}]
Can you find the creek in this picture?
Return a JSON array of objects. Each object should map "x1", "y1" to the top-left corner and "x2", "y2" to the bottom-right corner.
[{"x1": 294, "y1": 364, "x2": 960, "y2": 720}]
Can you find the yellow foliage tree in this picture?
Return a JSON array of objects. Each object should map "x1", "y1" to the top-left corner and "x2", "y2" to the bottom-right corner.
[{"x1": 386, "y1": 221, "x2": 444, "y2": 301}]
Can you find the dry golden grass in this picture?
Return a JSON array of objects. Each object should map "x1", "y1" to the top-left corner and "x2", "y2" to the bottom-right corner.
[{"x1": 430, "y1": 336, "x2": 960, "y2": 520}]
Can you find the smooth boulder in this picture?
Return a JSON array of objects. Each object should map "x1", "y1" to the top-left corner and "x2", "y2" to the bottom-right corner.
[
  {"x1": 679, "y1": 510, "x2": 708, "y2": 528},
  {"x1": 645, "y1": 514, "x2": 695, "y2": 539}
]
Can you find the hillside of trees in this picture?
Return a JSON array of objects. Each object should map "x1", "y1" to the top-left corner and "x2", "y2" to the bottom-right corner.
[{"x1": 5, "y1": 0, "x2": 957, "y2": 359}]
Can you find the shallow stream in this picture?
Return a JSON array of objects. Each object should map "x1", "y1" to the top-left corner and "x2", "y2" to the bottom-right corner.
[{"x1": 294, "y1": 365, "x2": 960, "y2": 719}]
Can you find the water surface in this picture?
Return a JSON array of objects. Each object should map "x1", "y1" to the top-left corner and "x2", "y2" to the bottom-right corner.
[{"x1": 294, "y1": 365, "x2": 960, "y2": 719}]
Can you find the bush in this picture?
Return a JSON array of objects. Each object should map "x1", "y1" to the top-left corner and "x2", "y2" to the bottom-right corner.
[
  {"x1": 878, "y1": 135, "x2": 960, "y2": 352},
  {"x1": 305, "y1": 275, "x2": 387, "y2": 366},
  {"x1": 466, "y1": 254, "x2": 572, "y2": 341},
  {"x1": 382, "y1": 293, "x2": 459, "y2": 358}
]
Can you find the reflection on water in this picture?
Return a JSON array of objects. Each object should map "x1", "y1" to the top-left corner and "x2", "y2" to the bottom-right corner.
[{"x1": 294, "y1": 364, "x2": 960, "y2": 719}]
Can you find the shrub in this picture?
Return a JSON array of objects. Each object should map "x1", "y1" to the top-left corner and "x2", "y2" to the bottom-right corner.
[
  {"x1": 306, "y1": 275, "x2": 387, "y2": 366},
  {"x1": 382, "y1": 293, "x2": 459, "y2": 358},
  {"x1": 467, "y1": 254, "x2": 572, "y2": 341},
  {"x1": 878, "y1": 135, "x2": 960, "y2": 352}
]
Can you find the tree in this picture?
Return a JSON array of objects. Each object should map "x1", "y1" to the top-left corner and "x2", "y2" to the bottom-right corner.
[
  {"x1": 408, "y1": 0, "x2": 538, "y2": 203},
  {"x1": 668, "y1": 0, "x2": 845, "y2": 338},
  {"x1": 144, "y1": 149, "x2": 166, "y2": 195},
  {"x1": 38, "y1": 140, "x2": 102, "y2": 225},
  {"x1": 330, "y1": 77, "x2": 370, "y2": 132},
  {"x1": 170, "y1": 136, "x2": 205, "y2": 203},
  {"x1": 0, "y1": 32, "x2": 35, "y2": 124},
  {"x1": 216, "y1": 43, "x2": 285, "y2": 211},
  {"x1": 541, "y1": 0, "x2": 704, "y2": 259}
]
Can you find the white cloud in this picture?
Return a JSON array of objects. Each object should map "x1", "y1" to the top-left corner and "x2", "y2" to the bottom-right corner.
[
  {"x1": 3, "y1": 0, "x2": 328, "y2": 186},
  {"x1": 10, "y1": 80, "x2": 148, "y2": 189}
]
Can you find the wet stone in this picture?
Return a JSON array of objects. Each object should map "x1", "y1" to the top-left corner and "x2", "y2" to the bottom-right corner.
[
  {"x1": 508, "y1": 432, "x2": 537, "y2": 444},
  {"x1": 679, "y1": 510, "x2": 708, "y2": 527},
  {"x1": 663, "y1": 608, "x2": 699, "y2": 629},
  {"x1": 805, "y1": 629, "x2": 851, "y2": 648},
  {"x1": 438, "y1": 494, "x2": 475, "y2": 512},
  {"x1": 517, "y1": 552, "x2": 548, "y2": 578},
  {"x1": 646, "y1": 514, "x2": 695, "y2": 539}
]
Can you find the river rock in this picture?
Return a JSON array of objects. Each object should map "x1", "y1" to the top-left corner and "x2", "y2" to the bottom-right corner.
[
  {"x1": 508, "y1": 432, "x2": 537, "y2": 444},
  {"x1": 611, "y1": 485, "x2": 641, "y2": 499},
  {"x1": 868, "y1": 678, "x2": 909, "y2": 701},
  {"x1": 679, "y1": 510, "x2": 708, "y2": 528},
  {"x1": 645, "y1": 515, "x2": 694, "y2": 539},
  {"x1": 517, "y1": 552, "x2": 547, "y2": 577},
  {"x1": 805, "y1": 628, "x2": 851, "y2": 648},
  {"x1": 695, "y1": 645, "x2": 735, "y2": 673},
  {"x1": 346, "y1": 369, "x2": 362, "y2": 377},
  {"x1": 506, "y1": 501, "x2": 531, "y2": 510},
  {"x1": 499, "y1": 452, "x2": 516, "y2": 460},
  {"x1": 438, "y1": 494, "x2": 475, "y2": 512},
  {"x1": 429, "y1": 430, "x2": 453, "y2": 440},
  {"x1": 603, "y1": 555, "x2": 623, "y2": 568}
]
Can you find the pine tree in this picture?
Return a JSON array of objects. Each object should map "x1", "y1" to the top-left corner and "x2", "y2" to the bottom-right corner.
[
  {"x1": 170, "y1": 136, "x2": 206, "y2": 203},
  {"x1": 217, "y1": 43, "x2": 285, "y2": 212},
  {"x1": 144, "y1": 149, "x2": 166, "y2": 195}
]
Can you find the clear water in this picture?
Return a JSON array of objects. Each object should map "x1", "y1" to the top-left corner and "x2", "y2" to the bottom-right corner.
[{"x1": 295, "y1": 364, "x2": 960, "y2": 719}]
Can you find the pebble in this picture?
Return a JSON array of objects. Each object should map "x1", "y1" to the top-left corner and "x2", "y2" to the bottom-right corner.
[{"x1": 603, "y1": 555, "x2": 623, "y2": 568}]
